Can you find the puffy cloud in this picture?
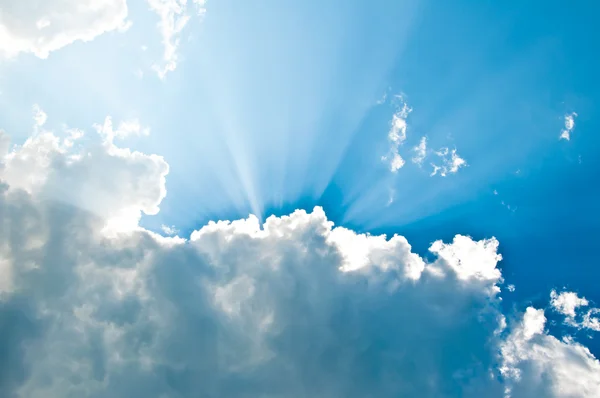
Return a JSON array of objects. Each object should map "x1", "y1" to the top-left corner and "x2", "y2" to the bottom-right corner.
[
  {"x1": 430, "y1": 147, "x2": 467, "y2": 177},
  {"x1": 550, "y1": 290, "x2": 600, "y2": 332},
  {"x1": 0, "y1": 0, "x2": 130, "y2": 59},
  {"x1": 381, "y1": 99, "x2": 411, "y2": 172},
  {"x1": 559, "y1": 112, "x2": 577, "y2": 141},
  {"x1": 582, "y1": 309, "x2": 600, "y2": 332},
  {"x1": 148, "y1": 0, "x2": 207, "y2": 78},
  {"x1": 0, "y1": 109, "x2": 168, "y2": 232},
  {"x1": 500, "y1": 308, "x2": 600, "y2": 398},
  {"x1": 0, "y1": 112, "x2": 599, "y2": 397},
  {"x1": 550, "y1": 290, "x2": 589, "y2": 318}
]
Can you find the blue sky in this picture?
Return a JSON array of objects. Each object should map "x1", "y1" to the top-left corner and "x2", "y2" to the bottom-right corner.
[{"x1": 1, "y1": 0, "x2": 600, "y2": 396}]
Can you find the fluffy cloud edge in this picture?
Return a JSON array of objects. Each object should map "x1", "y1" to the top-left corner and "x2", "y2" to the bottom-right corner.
[
  {"x1": 0, "y1": 0, "x2": 130, "y2": 59},
  {"x1": 0, "y1": 109, "x2": 599, "y2": 397}
]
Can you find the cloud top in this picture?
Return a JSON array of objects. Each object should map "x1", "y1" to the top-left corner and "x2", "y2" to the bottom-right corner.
[{"x1": 0, "y1": 111, "x2": 598, "y2": 397}]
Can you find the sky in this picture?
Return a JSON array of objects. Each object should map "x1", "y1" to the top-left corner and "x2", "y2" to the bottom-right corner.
[{"x1": 0, "y1": 0, "x2": 599, "y2": 397}]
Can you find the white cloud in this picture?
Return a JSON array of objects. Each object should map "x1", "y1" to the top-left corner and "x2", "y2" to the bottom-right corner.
[
  {"x1": 429, "y1": 234, "x2": 502, "y2": 286},
  {"x1": 430, "y1": 147, "x2": 467, "y2": 177},
  {"x1": 550, "y1": 290, "x2": 600, "y2": 332},
  {"x1": 0, "y1": 112, "x2": 598, "y2": 397},
  {"x1": 582, "y1": 309, "x2": 600, "y2": 332},
  {"x1": 161, "y1": 224, "x2": 179, "y2": 235},
  {"x1": 388, "y1": 105, "x2": 410, "y2": 145},
  {"x1": 550, "y1": 290, "x2": 589, "y2": 318},
  {"x1": 389, "y1": 153, "x2": 405, "y2": 171},
  {"x1": 411, "y1": 136, "x2": 427, "y2": 165},
  {"x1": 507, "y1": 284, "x2": 515, "y2": 292},
  {"x1": 95, "y1": 117, "x2": 150, "y2": 141},
  {"x1": 559, "y1": 112, "x2": 577, "y2": 141},
  {"x1": 0, "y1": 0, "x2": 130, "y2": 59},
  {"x1": 447, "y1": 150, "x2": 467, "y2": 173},
  {"x1": 500, "y1": 307, "x2": 600, "y2": 398},
  {"x1": 148, "y1": 0, "x2": 207, "y2": 78},
  {"x1": 382, "y1": 99, "x2": 411, "y2": 172}
]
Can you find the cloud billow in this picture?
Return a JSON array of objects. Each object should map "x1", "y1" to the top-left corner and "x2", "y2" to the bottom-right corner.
[
  {"x1": 0, "y1": 113, "x2": 598, "y2": 397},
  {"x1": 0, "y1": 0, "x2": 130, "y2": 59}
]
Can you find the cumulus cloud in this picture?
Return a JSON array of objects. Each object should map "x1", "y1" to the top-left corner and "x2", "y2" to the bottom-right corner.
[
  {"x1": 0, "y1": 108, "x2": 168, "y2": 232},
  {"x1": 381, "y1": 99, "x2": 411, "y2": 172},
  {"x1": 430, "y1": 147, "x2": 467, "y2": 177},
  {"x1": 550, "y1": 290, "x2": 600, "y2": 332},
  {"x1": 148, "y1": 0, "x2": 207, "y2": 78},
  {"x1": 550, "y1": 290, "x2": 589, "y2": 318},
  {"x1": 500, "y1": 307, "x2": 600, "y2": 398},
  {"x1": 582, "y1": 309, "x2": 600, "y2": 332},
  {"x1": 559, "y1": 112, "x2": 577, "y2": 141},
  {"x1": 0, "y1": 112, "x2": 599, "y2": 397},
  {"x1": 0, "y1": 0, "x2": 130, "y2": 59}
]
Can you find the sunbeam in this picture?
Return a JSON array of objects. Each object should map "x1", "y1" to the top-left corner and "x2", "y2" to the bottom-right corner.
[
  {"x1": 137, "y1": 0, "x2": 419, "y2": 229},
  {"x1": 1, "y1": 0, "x2": 600, "y2": 396}
]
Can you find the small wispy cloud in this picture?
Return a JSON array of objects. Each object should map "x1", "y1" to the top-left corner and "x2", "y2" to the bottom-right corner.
[
  {"x1": 430, "y1": 147, "x2": 466, "y2": 177},
  {"x1": 33, "y1": 104, "x2": 47, "y2": 127},
  {"x1": 148, "y1": 0, "x2": 207, "y2": 79},
  {"x1": 550, "y1": 290, "x2": 600, "y2": 332},
  {"x1": 161, "y1": 224, "x2": 179, "y2": 236},
  {"x1": 381, "y1": 98, "x2": 411, "y2": 172},
  {"x1": 559, "y1": 112, "x2": 577, "y2": 141},
  {"x1": 411, "y1": 136, "x2": 427, "y2": 165},
  {"x1": 386, "y1": 188, "x2": 395, "y2": 206},
  {"x1": 94, "y1": 117, "x2": 150, "y2": 143},
  {"x1": 376, "y1": 92, "x2": 387, "y2": 105}
]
